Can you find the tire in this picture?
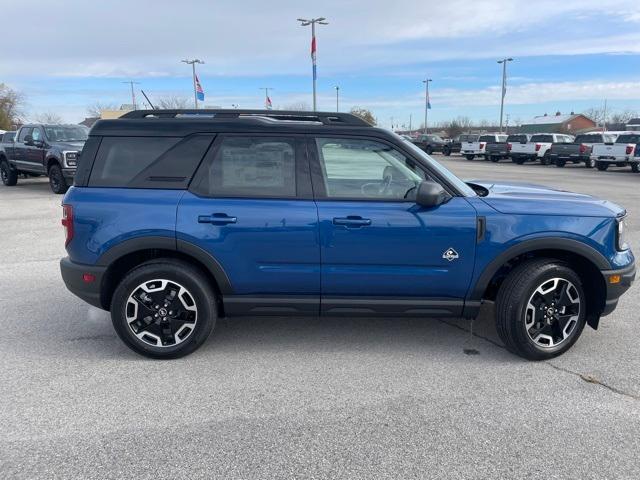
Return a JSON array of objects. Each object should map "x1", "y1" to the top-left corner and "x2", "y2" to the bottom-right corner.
[
  {"x1": 596, "y1": 162, "x2": 609, "y2": 171},
  {"x1": 490, "y1": 156, "x2": 499, "y2": 162},
  {"x1": 443, "y1": 147, "x2": 451, "y2": 156},
  {"x1": 0, "y1": 159, "x2": 18, "y2": 186},
  {"x1": 555, "y1": 159, "x2": 566, "y2": 168},
  {"x1": 425, "y1": 146, "x2": 433, "y2": 155},
  {"x1": 111, "y1": 259, "x2": 217, "y2": 359},
  {"x1": 48, "y1": 163, "x2": 69, "y2": 194},
  {"x1": 495, "y1": 258, "x2": 586, "y2": 360},
  {"x1": 465, "y1": 155, "x2": 475, "y2": 161},
  {"x1": 513, "y1": 158, "x2": 525, "y2": 165},
  {"x1": 632, "y1": 163, "x2": 639, "y2": 173},
  {"x1": 585, "y1": 158, "x2": 594, "y2": 168},
  {"x1": 540, "y1": 152, "x2": 551, "y2": 165}
]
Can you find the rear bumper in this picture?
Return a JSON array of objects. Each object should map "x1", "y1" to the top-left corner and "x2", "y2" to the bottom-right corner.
[
  {"x1": 60, "y1": 256, "x2": 107, "y2": 310},
  {"x1": 601, "y1": 261, "x2": 636, "y2": 316}
]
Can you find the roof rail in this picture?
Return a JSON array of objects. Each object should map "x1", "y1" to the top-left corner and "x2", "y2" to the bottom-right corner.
[{"x1": 119, "y1": 109, "x2": 372, "y2": 127}]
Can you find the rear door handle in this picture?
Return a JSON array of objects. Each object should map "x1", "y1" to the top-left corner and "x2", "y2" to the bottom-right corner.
[
  {"x1": 333, "y1": 216, "x2": 372, "y2": 228},
  {"x1": 198, "y1": 213, "x2": 238, "y2": 225}
]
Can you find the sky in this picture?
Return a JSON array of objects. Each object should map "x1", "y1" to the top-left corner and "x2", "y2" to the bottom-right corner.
[{"x1": 2, "y1": 0, "x2": 640, "y2": 129}]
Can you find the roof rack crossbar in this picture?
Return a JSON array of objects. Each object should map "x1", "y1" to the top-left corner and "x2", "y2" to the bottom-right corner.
[{"x1": 119, "y1": 109, "x2": 371, "y2": 126}]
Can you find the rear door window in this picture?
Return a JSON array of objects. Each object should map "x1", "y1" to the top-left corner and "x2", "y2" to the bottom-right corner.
[{"x1": 89, "y1": 135, "x2": 213, "y2": 188}]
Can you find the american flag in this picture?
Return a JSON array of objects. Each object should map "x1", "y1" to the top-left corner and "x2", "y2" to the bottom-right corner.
[
  {"x1": 195, "y1": 74, "x2": 205, "y2": 101},
  {"x1": 266, "y1": 95, "x2": 273, "y2": 110},
  {"x1": 311, "y1": 35, "x2": 317, "y2": 81}
]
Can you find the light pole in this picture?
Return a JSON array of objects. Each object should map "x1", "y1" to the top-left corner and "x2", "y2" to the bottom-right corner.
[
  {"x1": 181, "y1": 58, "x2": 205, "y2": 109},
  {"x1": 422, "y1": 79, "x2": 432, "y2": 133},
  {"x1": 259, "y1": 87, "x2": 274, "y2": 109},
  {"x1": 122, "y1": 80, "x2": 140, "y2": 109},
  {"x1": 497, "y1": 57, "x2": 513, "y2": 133},
  {"x1": 335, "y1": 85, "x2": 339, "y2": 112},
  {"x1": 297, "y1": 17, "x2": 328, "y2": 111}
]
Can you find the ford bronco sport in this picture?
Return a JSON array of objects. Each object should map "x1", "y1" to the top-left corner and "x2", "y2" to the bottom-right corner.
[{"x1": 60, "y1": 110, "x2": 635, "y2": 360}]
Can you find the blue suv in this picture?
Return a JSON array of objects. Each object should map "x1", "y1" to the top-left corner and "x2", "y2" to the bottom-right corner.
[{"x1": 60, "y1": 110, "x2": 635, "y2": 359}]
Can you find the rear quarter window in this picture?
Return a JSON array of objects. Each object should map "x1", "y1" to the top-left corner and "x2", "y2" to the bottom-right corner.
[{"x1": 88, "y1": 135, "x2": 213, "y2": 188}]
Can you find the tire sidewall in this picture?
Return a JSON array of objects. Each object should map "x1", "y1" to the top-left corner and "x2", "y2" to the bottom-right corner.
[
  {"x1": 111, "y1": 261, "x2": 217, "y2": 359},
  {"x1": 512, "y1": 265, "x2": 586, "y2": 359},
  {"x1": 48, "y1": 164, "x2": 68, "y2": 194}
]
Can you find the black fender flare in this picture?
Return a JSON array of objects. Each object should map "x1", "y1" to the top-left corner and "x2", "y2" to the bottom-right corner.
[
  {"x1": 467, "y1": 237, "x2": 610, "y2": 303},
  {"x1": 96, "y1": 236, "x2": 233, "y2": 295}
]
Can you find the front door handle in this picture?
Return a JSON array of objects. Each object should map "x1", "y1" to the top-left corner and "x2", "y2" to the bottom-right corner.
[
  {"x1": 333, "y1": 216, "x2": 372, "y2": 228},
  {"x1": 198, "y1": 213, "x2": 238, "y2": 225}
]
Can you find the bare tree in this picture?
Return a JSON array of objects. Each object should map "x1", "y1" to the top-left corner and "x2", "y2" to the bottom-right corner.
[
  {"x1": 157, "y1": 96, "x2": 191, "y2": 109},
  {"x1": 33, "y1": 111, "x2": 64, "y2": 124},
  {"x1": 609, "y1": 109, "x2": 638, "y2": 125},
  {"x1": 282, "y1": 101, "x2": 311, "y2": 111},
  {"x1": 583, "y1": 107, "x2": 606, "y2": 125},
  {"x1": 443, "y1": 116, "x2": 474, "y2": 138},
  {"x1": 86, "y1": 102, "x2": 118, "y2": 118},
  {"x1": 0, "y1": 83, "x2": 24, "y2": 130},
  {"x1": 350, "y1": 106, "x2": 376, "y2": 125}
]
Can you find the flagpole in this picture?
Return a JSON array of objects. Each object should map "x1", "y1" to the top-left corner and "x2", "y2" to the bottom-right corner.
[
  {"x1": 298, "y1": 17, "x2": 328, "y2": 112},
  {"x1": 259, "y1": 87, "x2": 274, "y2": 109},
  {"x1": 422, "y1": 78, "x2": 432, "y2": 133},
  {"x1": 181, "y1": 59, "x2": 204, "y2": 109}
]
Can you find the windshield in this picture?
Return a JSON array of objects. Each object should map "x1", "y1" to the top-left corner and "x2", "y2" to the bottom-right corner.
[
  {"x1": 396, "y1": 134, "x2": 477, "y2": 197},
  {"x1": 44, "y1": 126, "x2": 89, "y2": 142}
]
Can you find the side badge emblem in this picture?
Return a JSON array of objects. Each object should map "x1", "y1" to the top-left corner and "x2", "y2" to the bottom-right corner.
[{"x1": 443, "y1": 248, "x2": 459, "y2": 262}]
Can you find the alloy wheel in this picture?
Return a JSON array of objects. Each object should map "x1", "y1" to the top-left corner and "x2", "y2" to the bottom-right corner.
[
  {"x1": 125, "y1": 279, "x2": 198, "y2": 347},
  {"x1": 524, "y1": 277, "x2": 581, "y2": 348}
]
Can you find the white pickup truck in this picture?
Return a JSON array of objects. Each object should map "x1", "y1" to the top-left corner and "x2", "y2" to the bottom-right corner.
[
  {"x1": 509, "y1": 133, "x2": 574, "y2": 165},
  {"x1": 591, "y1": 131, "x2": 640, "y2": 172},
  {"x1": 462, "y1": 133, "x2": 507, "y2": 161}
]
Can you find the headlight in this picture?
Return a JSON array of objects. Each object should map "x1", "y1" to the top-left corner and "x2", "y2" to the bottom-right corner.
[
  {"x1": 617, "y1": 216, "x2": 629, "y2": 251},
  {"x1": 65, "y1": 151, "x2": 78, "y2": 167}
]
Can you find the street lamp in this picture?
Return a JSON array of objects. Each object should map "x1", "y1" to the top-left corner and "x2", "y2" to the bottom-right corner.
[
  {"x1": 422, "y1": 79, "x2": 432, "y2": 133},
  {"x1": 181, "y1": 58, "x2": 205, "y2": 109},
  {"x1": 335, "y1": 85, "x2": 339, "y2": 112},
  {"x1": 497, "y1": 57, "x2": 513, "y2": 133},
  {"x1": 297, "y1": 17, "x2": 328, "y2": 111}
]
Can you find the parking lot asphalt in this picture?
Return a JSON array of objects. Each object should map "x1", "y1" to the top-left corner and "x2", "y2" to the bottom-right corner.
[{"x1": 1, "y1": 157, "x2": 638, "y2": 479}]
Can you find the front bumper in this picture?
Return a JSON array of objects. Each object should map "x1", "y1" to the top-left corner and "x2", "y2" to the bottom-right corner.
[
  {"x1": 60, "y1": 256, "x2": 107, "y2": 310},
  {"x1": 62, "y1": 167, "x2": 76, "y2": 183},
  {"x1": 601, "y1": 261, "x2": 636, "y2": 316}
]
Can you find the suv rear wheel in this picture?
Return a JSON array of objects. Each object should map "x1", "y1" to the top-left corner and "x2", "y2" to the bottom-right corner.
[
  {"x1": 48, "y1": 163, "x2": 69, "y2": 194},
  {"x1": 495, "y1": 258, "x2": 586, "y2": 360},
  {"x1": 111, "y1": 259, "x2": 217, "y2": 359},
  {"x1": 0, "y1": 159, "x2": 18, "y2": 186}
]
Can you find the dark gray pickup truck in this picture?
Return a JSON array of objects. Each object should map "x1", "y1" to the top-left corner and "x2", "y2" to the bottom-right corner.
[
  {"x1": 486, "y1": 134, "x2": 529, "y2": 162},
  {"x1": 0, "y1": 124, "x2": 87, "y2": 193},
  {"x1": 548, "y1": 133, "x2": 616, "y2": 168}
]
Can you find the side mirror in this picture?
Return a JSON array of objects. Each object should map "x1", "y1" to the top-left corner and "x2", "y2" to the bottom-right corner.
[
  {"x1": 415, "y1": 180, "x2": 451, "y2": 208},
  {"x1": 23, "y1": 134, "x2": 33, "y2": 145}
]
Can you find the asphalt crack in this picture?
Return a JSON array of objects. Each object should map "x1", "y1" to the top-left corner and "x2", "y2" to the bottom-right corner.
[{"x1": 438, "y1": 318, "x2": 640, "y2": 401}]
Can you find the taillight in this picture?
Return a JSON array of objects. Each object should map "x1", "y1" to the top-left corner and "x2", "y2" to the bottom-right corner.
[
  {"x1": 579, "y1": 144, "x2": 588, "y2": 154},
  {"x1": 480, "y1": 142, "x2": 486, "y2": 150},
  {"x1": 507, "y1": 143, "x2": 512, "y2": 151},
  {"x1": 535, "y1": 143, "x2": 542, "y2": 151},
  {"x1": 62, "y1": 204, "x2": 73, "y2": 247},
  {"x1": 625, "y1": 144, "x2": 635, "y2": 155}
]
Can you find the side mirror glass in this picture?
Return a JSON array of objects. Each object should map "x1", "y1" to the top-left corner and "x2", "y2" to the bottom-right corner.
[{"x1": 415, "y1": 180, "x2": 451, "y2": 208}]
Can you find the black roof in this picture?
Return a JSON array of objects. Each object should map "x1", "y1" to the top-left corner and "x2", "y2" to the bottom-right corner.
[{"x1": 90, "y1": 109, "x2": 377, "y2": 137}]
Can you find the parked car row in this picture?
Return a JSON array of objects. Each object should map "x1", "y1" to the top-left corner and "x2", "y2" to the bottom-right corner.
[
  {"x1": 412, "y1": 131, "x2": 640, "y2": 173},
  {"x1": 0, "y1": 124, "x2": 88, "y2": 193}
]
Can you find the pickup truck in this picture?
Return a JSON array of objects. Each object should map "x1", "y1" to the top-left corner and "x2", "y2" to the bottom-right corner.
[
  {"x1": 0, "y1": 124, "x2": 88, "y2": 193},
  {"x1": 462, "y1": 133, "x2": 507, "y2": 160},
  {"x1": 412, "y1": 134, "x2": 447, "y2": 155},
  {"x1": 442, "y1": 137, "x2": 462, "y2": 156},
  {"x1": 549, "y1": 133, "x2": 617, "y2": 168},
  {"x1": 510, "y1": 133, "x2": 574, "y2": 165},
  {"x1": 591, "y1": 132, "x2": 640, "y2": 172},
  {"x1": 486, "y1": 134, "x2": 529, "y2": 162}
]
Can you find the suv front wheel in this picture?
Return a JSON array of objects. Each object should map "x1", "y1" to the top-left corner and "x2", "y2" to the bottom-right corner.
[
  {"x1": 495, "y1": 258, "x2": 586, "y2": 360},
  {"x1": 111, "y1": 259, "x2": 217, "y2": 359}
]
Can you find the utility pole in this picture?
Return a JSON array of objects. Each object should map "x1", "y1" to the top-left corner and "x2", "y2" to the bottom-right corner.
[
  {"x1": 297, "y1": 17, "x2": 328, "y2": 111},
  {"x1": 335, "y1": 85, "x2": 340, "y2": 112},
  {"x1": 181, "y1": 58, "x2": 204, "y2": 109},
  {"x1": 122, "y1": 80, "x2": 140, "y2": 109},
  {"x1": 422, "y1": 79, "x2": 432, "y2": 133},
  {"x1": 497, "y1": 57, "x2": 513, "y2": 133},
  {"x1": 602, "y1": 99, "x2": 608, "y2": 131},
  {"x1": 259, "y1": 87, "x2": 274, "y2": 109},
  {"x1": 409, "y1": 114, "x2": 412, "y2": 132}
]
